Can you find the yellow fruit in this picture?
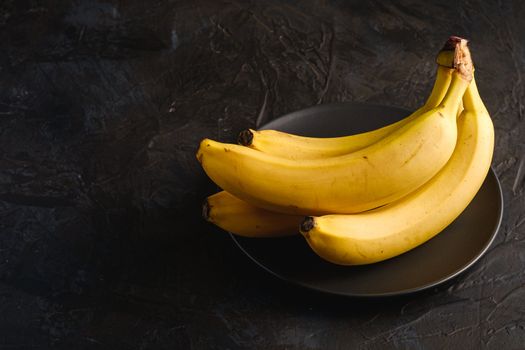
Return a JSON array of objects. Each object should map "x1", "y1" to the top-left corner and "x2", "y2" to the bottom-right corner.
[
  {"x1": 300, "y1": 76, "x2": 494, "y2": 265},
  {"x1": 237, "y1": 38, "x2": 462, "y2": 160},
  {"x1": 196, "y1": 47, "x2": 471, "y2": 215},
  {"x1": 203, "y1": 191, "x2": 301, "y2": 237}
]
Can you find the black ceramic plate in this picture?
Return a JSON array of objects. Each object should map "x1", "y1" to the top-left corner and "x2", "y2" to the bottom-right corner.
[{"x1": 230, "y1": 102, "x2": 504, "y2": 297}]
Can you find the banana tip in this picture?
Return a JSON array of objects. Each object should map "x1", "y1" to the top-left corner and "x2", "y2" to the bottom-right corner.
[
  {"x1": 238, "y1": 129, "x2": 254, "y2": 146},
  {"x1": 202, "y1": 199, "x2": 211, "y2": 221},
  {"x1": 300, "y1": 216, "x2": 316, "y2": 237},
  {"x1": 196, "y1": 139, "x2": 211, "y2": 163}
]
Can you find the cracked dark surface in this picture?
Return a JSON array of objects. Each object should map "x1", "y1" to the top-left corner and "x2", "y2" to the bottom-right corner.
[{"x1": 1, "y1": 0, "x2": 524, "y2": 349}]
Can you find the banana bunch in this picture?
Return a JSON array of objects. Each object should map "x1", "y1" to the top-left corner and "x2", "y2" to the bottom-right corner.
[{"x1": 197, "y1": 36, "x2": 494, "y2": 265}]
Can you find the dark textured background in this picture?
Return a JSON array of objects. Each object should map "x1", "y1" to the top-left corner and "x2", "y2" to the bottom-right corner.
[{"x1": 1, "y1": 0, "x2": 524, "y2": 349}]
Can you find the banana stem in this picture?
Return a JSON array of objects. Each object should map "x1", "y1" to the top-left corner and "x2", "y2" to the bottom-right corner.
[
  {"x1": 439, "y1": 74, "x2": 469, "y2": 114},
  {"x1": 454, "y1": 39, "x2": 473, "y2": 81},
  {"x1": 436, "y1": 36, "x2": 467, "y2": 68},
  {"x1": 463, "y1": 77, "x2": 487, "y2": 113},
  {"x1": 438, "y1": 38, "x2": 473, "y2": 114},
  {"x1": 422, "y1": 66, "x2": 453, "y2": 109}
]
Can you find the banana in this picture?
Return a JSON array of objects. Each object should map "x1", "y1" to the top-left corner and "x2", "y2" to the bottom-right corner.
[
  {"x1": 300, "y1": 76, "x2": 494, "y2": 265},
  {"x1": 203, "y1": 191, "x2": 301, "y2": 237},
  {"x1": 237, "y1": 39, "x2": 461, "y2": 160},
  {"x1": 196, "y1": 40, "x2": 472, "y2": 215}
]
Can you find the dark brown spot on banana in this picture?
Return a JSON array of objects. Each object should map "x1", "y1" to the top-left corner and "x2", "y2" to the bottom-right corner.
[{"x1": 402, "y1": 142, "x2": 425, "y2": 167}]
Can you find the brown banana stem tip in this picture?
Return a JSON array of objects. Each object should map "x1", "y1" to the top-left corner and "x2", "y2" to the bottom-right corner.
[
  {"x1": 436, "y1": 36, "x2": 464, "y2": 68},
  {"x1": 238, "y1": 129, "x2": 254, "y2": 146},
  {"x1": 202, "y1": 199, "x2": 211, "y2": 221},
  {"x1": 442, "y1": 35, "x2": 466, "y2": 51},
  {"x1": 453, "y1": 38, "x2": 473, "y2": 82},
  {"x1": 300, "y1": 216, "x2": 315, "y2": 236},
  {"x1": 436, "y1": 36, "x2": 473, "y2": 81}
]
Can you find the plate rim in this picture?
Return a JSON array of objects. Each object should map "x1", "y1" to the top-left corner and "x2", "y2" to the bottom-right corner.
[
  {"x1": 230, "y1": 102, "x2": 504, "y2": 298},
  {"x1": 256, "y1": 101, "x2": 412, "y2": 130}
]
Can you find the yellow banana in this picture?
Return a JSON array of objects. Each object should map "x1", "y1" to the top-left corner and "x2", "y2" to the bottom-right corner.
[
  {"x1": 196, "y1": 41, "x2": 471, "y2": 215},
  {"x1": 237, "y1": 42, "x2": 459, "y2": 160},
  {"x1": 202, "y1": 39, "x2": 461, "y2": 236},
  {"x1": 203, "y1": 191, "x2": 301, "y2": 237},
  {"x1": 300, "y1": 76, "x2": 494, "y2": 265}
]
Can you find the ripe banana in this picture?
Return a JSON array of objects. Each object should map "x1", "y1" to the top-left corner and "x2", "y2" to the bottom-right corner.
[
  {"x1": 237, "y1": 42, "x2": 459, "y2": 160},
  {"x1": 196, "y1": 42, "x2": 471, "y2": 215},
  {"x1": 203, "y1": 191, "x2": 301, "y2": 237},
  {"x1": 300, "y1": 76, "x2": 494, "y2": 265}
]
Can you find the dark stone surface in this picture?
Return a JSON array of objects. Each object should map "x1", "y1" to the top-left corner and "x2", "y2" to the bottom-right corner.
[{"x1": 1, "y1": 0, "x2": 524, "y2": 348}]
